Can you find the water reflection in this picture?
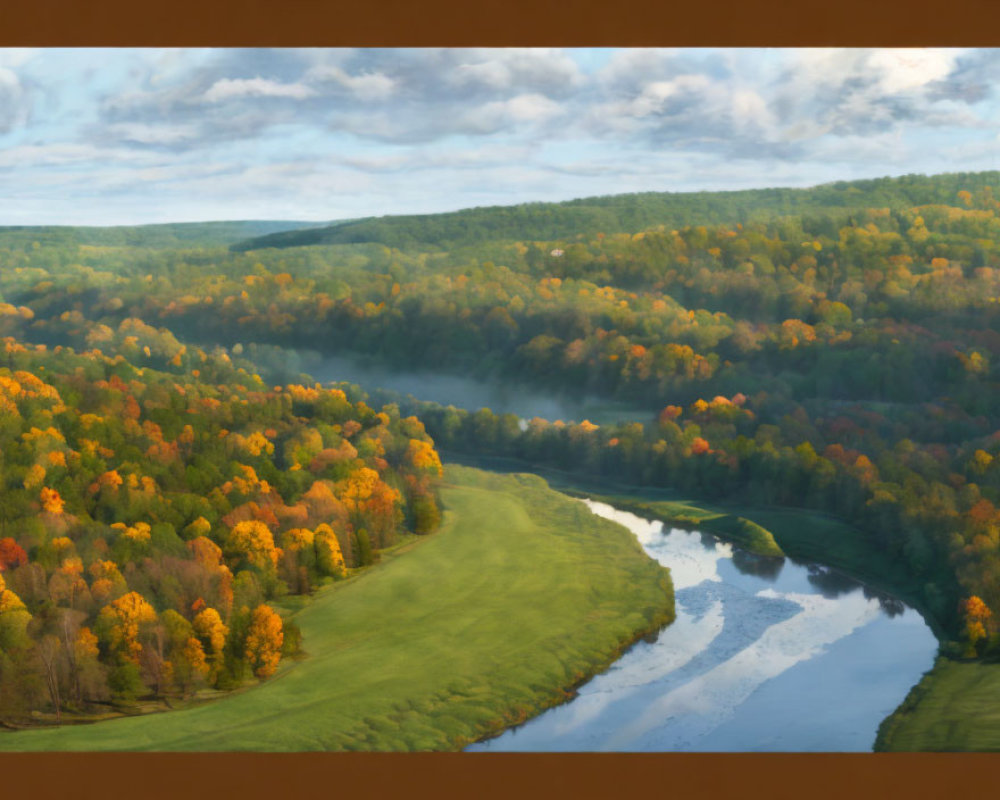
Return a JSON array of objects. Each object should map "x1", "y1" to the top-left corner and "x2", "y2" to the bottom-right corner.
[
  {"x1": 468, "y1": 499, "x2": 938, "y2": 752},
  {"x1": 730, "y1": 549, "x2": 785, "y2": 582},
  {"x1": 697, "y1": 531, "x2": 722, "y2": 552},
  {"x1": 805, "y1": 564, "x2": 860, "y2": 598},
  {"x1": 863, "y1": 586, "x2": 906, "y2": 618}
]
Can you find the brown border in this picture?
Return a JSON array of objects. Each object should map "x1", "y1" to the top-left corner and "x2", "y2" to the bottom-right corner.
[
  {"x1": 1, "y1": 1, "x2": 1000, "y2": 799},
  {"x1": 0, "y1": 0, "x2": 997, "y2": 46},
  {"x1": 2, "y1": 752, "x2": 998, "y2": 797}
]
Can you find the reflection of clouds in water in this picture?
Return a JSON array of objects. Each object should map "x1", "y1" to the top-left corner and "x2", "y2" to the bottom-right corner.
[
  {"x1": 470, "y1": 499, "x2": 936, "y2": 752},
  {"x1": 548, "y1": 599, "x2": 726, "y2": 736},
  {"x1": 583, "y1": 500, "x2": 732, "y2": 587},
  {"x1": 604, "y1": 590, "x2": 884, "y2": 750},
  {"x1": 587, "y1": 598, "x2": 724, "y2": 691}
]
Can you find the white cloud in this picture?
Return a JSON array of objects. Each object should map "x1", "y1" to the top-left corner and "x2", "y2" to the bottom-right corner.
[
  {"x1": 203, "y1": 77, "x2": 316, "y2": 103},
  {"x1": 449, "y1": 48, "x2": 583, "y2": 94},
  {"x1": 731, "y1": 89, "x2": 776, "y2": 132},
  {"x1": 0, "y1": 48, "x2": 37, "y2": 69},
  {"x1": 0, "y1": 67, "x2": 19, "y2": 90},
  {"x1": 0, "y1": 143, "x2": 153, "y2": 169},
  {"x1": 458, "y1": 94, "x2": 563, "y2": 135},
  {"x1": 0, "y1": 48, "x2": 998, "y2": 225},
  {"x1": 105, "y1": 122, "x2": 200, "y2": 145},
  {"x1": 340, "y1": 143, "x2": 535, "y2": 173},
  {"x1": 867, "y1": 48, "x2": 965, "y2": 94},
  {"x1": 492, "y1": 93, "x2": 562, "y2": 123},
  {"x1": 305, "y1": 65, "x2": 396, "y2": 99}
]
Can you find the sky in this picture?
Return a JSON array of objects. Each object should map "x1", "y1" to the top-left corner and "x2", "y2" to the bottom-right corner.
[{"x1": 0, "y1": 47, "x2": 997, "y2": 226}]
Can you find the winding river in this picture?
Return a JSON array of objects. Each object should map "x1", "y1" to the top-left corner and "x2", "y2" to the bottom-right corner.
[
  {"x1": 299, "y1": 355, "x2": 938, "y2": 751},
  {"x1": 468, "y1": 500, "x2": 937, "y2": 752}
]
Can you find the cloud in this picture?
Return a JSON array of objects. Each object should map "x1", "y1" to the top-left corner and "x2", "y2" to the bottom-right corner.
[
  {"x1": 86, "y1": 48, "x2": 587, "y2": 149},
  {"x1": 2, "y1": 48, "x2": 1000, "y2": 225},
  {"x1": 0, "y1": 62, "x2": 31, "y2": 134},
  {"x1": 0, "y1": 49, "x2": 37, "y2": 69},
  {"x1": 770, "y1": 48, "x2": 972, "y2": 139},
  {"x1": 446, "y1": 48, "x2": 583, "y2": 95},
  {"x1": 867, "y1": 49, "x2": 964, "y2": 94},
  {"x1": 339, "y1": 143, "x2": 536, "y2": 173},
  {"x1": 574, "y1": 47, "x2": 992, "y2": 163},
  {"x1": 0, "y1": 141, "x2": 174, "y2": 175},
  {"x1": 304, "y1": 65, "x2": 396, "y2": 100},
  {"x1": 104, "y1": 122, "x2": 200, "y2": 145},
  {"x1": 202, "y1": 77, "x2": 316, "y2": 103}
]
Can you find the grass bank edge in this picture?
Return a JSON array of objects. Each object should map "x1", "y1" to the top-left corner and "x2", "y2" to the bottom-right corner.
[{"x1": 446, "y1": 450, "x2": 948, "y2": 640}]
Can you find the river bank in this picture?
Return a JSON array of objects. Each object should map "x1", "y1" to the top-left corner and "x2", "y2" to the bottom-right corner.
[
  {"x1": 445, "y1": 450, "x2": 949, "y2": 642},
  {"x1": 469, "y1": 498, "x2": 936, "y2": 751}
]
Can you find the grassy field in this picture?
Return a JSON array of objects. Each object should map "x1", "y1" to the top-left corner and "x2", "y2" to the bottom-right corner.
[
  {"x1": 445, "y1": 451, "x2": 942, "y2": 637},
  {"x1": 0, "y1": 465, "x2": 673, "y2": 751},
  {"x1": 875, "y1": 658, "x2": 1000, "y2": 751}
]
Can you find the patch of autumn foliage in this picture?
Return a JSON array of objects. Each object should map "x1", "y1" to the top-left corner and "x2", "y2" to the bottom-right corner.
[{"x1": 0, "y1": 336, "x2": 443, "y2": 721}]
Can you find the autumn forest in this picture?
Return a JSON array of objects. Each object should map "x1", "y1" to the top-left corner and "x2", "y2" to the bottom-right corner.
[{"x1": 2, "y1": 170, "x2": 1000, "y2": 747}]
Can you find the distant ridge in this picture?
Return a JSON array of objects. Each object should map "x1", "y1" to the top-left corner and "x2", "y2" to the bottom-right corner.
[
  {"x1": 0, "y1": 219, "x2": 333, "y2": 249},
  {"x1": 231, "y1": 171, "x2": 1000, "y2": 252}
]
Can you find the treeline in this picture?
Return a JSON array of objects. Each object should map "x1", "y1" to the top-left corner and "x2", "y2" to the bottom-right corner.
[
  {"x1": 0, "y1": 220, "x2": 325, "y2": 251},
  {"x1": 10, "y1": 182, "x2": 1000, "y2": 419},
  {"x1": 0, "y1": 335, "x2": 442, "y2": 724},
  {"x1": 377, "y1": 390, "x2": 986, "y2": 642},
  {"x1": 233, "y1": 171, "x2": 1000, "y2": 250}
]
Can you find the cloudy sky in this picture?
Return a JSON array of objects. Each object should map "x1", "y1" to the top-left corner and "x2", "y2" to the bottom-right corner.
[{"x1": 0, "y1": 47, "x2": 997, "y2": 226}]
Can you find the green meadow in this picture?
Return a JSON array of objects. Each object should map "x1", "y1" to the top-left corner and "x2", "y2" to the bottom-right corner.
[
  {"x1": 449, "y1": 452, "x2": 940, "y2": 637},
  {"x1": 875, "y1": 658, "x2": 1000, "y2": 751},
  {"x1": 0, "y1": 465, "x2": 673, "y2": 751}
]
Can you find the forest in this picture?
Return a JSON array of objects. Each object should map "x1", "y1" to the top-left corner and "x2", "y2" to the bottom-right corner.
[
  {"x1": 0, "y1": 324, "x2": 443, "y2": 722},
  {"x1": 3, "y1": 169, "x2": 1000, "y2": 730}
]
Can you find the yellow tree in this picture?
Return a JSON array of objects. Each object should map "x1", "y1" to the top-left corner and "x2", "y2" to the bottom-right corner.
[
  {"x1": 225, "y1": 520, "x2": 279, "y2": 571},
  {"x1": 406, "y1": 439, "x2": 443, "y2": 476},
  {"x1": 97, "y1": 591, "x2": 157, "y2": 664},
  {"x1": 0, "y1": 576, "x2": 32, "y2": 650},
  {"x1": 314, "y1": 524, "x2": 346, "y2": 577},
  {"x1": 39, "y1": 487, "x2": 65, "y2": 514},
  {"x1": 244, "y1": 604, "x2": 283, "y2": 679},
  {"x1": 193, "y1": 606, "x2": 229, "y2": 679},
  {"x1": 961, "y1": 595, "x2": 993, "y2": 656}
]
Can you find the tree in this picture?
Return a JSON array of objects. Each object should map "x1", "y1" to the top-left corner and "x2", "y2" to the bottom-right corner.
[
  {"x1": 34, "y1": 634, "x2": 63, "y2": 720},
  {"x1": 960, "y1": 595, "x2": 992, "y2": 657},
  {"x1": 39, "y1": 487, "x2": 65, "y2": 515},
  {"x1": 244, "y1": 604, "x2": 283, "y2": 680},
  {"x1": 0, "y1": 581, "x2": 32, "y2": 651},
  {"x1": 225, "y1": 520, "x2": 280, "y2": 571},
  {"x1": 314, "y1": 524, "x2": 345, "y2": 577},
  {"x1": 97, "y1": 591, "x2": 157, "y2": 664},
  {"x1": 192, "y1": 606, "x2": 229, "y2": 681},
  {"x1": 0, "y1": 538, "x2": 27, "y2": 571}
]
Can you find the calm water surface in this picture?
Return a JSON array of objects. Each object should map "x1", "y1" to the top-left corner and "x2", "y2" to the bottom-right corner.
[{"x1": 468, "y1": 499, "x2": 937, "y2": 752}]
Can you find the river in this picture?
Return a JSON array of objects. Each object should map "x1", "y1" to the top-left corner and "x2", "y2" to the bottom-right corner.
[
  {"x1": 467, "y1": 499, "x2": 937, "y2": 752},
  {"x1": 300, "y1": 355, "x2": 939, "y2": 751}
]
